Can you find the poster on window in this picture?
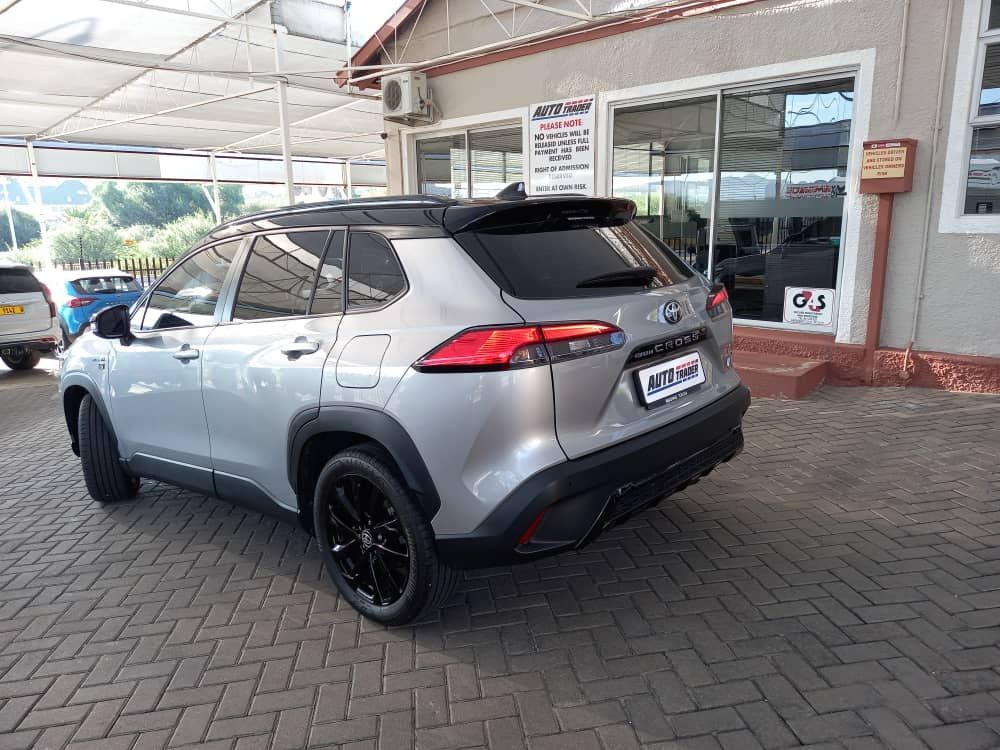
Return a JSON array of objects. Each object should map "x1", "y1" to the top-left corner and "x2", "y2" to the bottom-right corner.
[
  {"x1": 783, "y1": 287, "x2": 835, "y2": 327},
  {"x1": 528, "y1": 96, "x2": 595, "y2": 196}
]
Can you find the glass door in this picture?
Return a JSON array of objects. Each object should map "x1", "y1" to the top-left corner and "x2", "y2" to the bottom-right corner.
[{"x1": 712, "y1": 78, "x2": 854, "y2": 323}]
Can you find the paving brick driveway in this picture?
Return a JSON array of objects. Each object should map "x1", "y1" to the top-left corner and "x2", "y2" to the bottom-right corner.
[{"x1": 2, "y1": 364, "x2": 1000, "y2": 750}]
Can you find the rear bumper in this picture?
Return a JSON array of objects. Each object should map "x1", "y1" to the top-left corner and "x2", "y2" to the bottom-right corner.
[
  {"x1": 0, "y1": 334, "x2": 60, "y2": 354},
  {"x1": 436, "y1": 384, "x2": 750, "y2": 569}
]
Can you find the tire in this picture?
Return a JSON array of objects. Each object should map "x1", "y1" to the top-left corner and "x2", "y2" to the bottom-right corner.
[
  {"x1": 1, "y1": 349, "x2": 41, "y2": 370},
  {"x1": 313, "y1": 446, "x2": 459, "y2": 625},
  {"x1": 78, "y1": 394, "x2": 140, "y2": 503},
  {"x1": 60, "y1": 323, "x2": 74, "y2": 350}
]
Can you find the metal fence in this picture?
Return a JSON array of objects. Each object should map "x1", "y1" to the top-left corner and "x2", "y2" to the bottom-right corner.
[{"x1": 30, "y1": 256, "x2": 174, "y2": 287}]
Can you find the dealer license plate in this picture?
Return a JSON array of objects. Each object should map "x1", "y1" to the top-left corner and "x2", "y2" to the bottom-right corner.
[
  {"x1": 636, "y1": 351, "x2": 706, "y2": 406},
  {"x1": 0, "y1": 305, "x2": 24, "y2": 315}
]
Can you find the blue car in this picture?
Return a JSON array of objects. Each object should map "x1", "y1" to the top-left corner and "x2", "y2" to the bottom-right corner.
[{"x1": 40, "y1": 270, "x2": 143, "y2": 345}]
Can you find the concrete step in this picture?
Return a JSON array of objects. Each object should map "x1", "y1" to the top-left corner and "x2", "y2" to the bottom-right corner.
[{"x1": 734, "y1": 351, "x2": 829, "y2": 400}]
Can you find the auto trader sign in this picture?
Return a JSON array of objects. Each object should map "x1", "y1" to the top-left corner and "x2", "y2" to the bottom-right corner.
[{"x1": 529, "y1": 96, "x2": 595, "y2": 196}]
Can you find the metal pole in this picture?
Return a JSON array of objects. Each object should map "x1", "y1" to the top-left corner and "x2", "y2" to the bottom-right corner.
[
  {"x1": 272, "y1": 10, "x2": 295, "y2": 205},
  {"x1": 346, "y1": 159, "x2": 353, "y2": 199},
  {"x1": 25, "y1": 140, "x2": 48, "y2": 267},
  {"x1": 209, "y1": 153, "x2": 222, "y2": 223},
  {"x1": 2, "y1": 179, "x2": 18, "y2": 253}
]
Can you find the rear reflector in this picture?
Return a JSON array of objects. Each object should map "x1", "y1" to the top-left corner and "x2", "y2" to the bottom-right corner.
[
  {"x1": 415, "y1": 321, "x2": 624, "y2": 372},
  {"x1": 706, "y1": 283, "x2": 730, "y2": 319},
  {"x1": 518, "y1": 509, "x2": 548, "y2": 546}
]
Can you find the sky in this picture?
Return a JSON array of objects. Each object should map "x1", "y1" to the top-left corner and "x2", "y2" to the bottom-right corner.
[{"x1": 350, "y1": 0, "x2": 402, "y2": 44}]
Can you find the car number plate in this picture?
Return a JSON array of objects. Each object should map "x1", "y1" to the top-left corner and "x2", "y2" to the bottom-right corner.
[
  {"x1": 636, "y1": 352, "x2": 706, "y2": 406},
  {"x1": 0, "y1": 305, "x2": 24, "y2": 315}
]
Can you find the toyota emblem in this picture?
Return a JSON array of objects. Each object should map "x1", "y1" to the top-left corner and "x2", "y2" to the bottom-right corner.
[{"x1": 661, "y1": 300, "x2": 683, "y2": 325}]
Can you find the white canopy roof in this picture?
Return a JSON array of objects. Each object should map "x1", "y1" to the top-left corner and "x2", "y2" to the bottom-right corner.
[{"x1": 0, "y1": 0, "x2": 386, "y2": 161}]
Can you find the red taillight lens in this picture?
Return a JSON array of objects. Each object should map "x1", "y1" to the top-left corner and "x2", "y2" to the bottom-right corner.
[
  {"x1": 40, "y1": 283, "x2": 56, "y2": 318},
  {"x1": 706, "y1": 284, "x2": 729, "y2": 319},
  {"x1": 67, "y1": 296, "x2": 97, "y2": 308},
  {"x1": 415, "y1": 327, "x2": 546, "y2": 371},
  {"x1": 415, "y1": 321, "x2": 624, "y2": 372}
]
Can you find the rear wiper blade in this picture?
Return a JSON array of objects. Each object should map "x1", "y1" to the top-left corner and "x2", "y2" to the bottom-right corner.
[{"x1": 576, "y1": 266, "x2": 657, "y2": 288}]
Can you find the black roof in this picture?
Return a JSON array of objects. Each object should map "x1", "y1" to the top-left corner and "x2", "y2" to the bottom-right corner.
[{"x1": 204, "y1": 194, "x2": 635, "y2": 244}]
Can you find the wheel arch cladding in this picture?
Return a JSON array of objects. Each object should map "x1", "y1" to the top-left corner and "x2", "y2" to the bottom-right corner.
[
  {"x1": 288, "y1": 406, "x2": 442, "y2": 532},
  {"x1": 62, "y1": 379, "x2": 109, "y2": 456}
]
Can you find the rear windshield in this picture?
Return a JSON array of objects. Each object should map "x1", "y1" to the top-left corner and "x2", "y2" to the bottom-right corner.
[
  {"x1": 0, "y1": 267, "x2": 42, "y2": 294},
  {"x1": 71, "y1": 276, "x2": 141, "y2": 295},
  {"x1": 455, "y1": 219, "x2": 692, "y2": 299}
]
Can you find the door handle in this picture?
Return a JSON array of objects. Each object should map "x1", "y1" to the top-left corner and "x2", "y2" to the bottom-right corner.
[
  {"x1": 281, "y1": 337, "x2": 321, "y2": 358},
  {"x1": 172, "y1": 344, "x2": 199, "y2": 361}
]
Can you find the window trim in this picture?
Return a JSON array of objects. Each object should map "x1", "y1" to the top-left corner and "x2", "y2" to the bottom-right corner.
[
  {"x1": 344, "y1": 229, "x2": 410, "y2": 314},
  {"x1": 940, "y1": 0, "x2": 1000, "y2": 233}
]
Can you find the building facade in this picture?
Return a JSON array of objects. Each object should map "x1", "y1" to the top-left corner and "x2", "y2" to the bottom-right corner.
[{"x1": 353, "y1": 0, "x2": 1000, "y2": 392}]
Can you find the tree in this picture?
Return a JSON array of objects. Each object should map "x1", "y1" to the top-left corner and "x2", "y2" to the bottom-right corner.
[
  {"x1": 95, "y1": 182, "x2": 244, "y2": 228},
  {"x1": 0, "y1": 208, "x2": 41, "y2": 251},
  {"x1": 140, "y1": 213, "x2": 216, "y2": 259},
  {"x1": 50, "y1": 214, "x2": 122, "y2": 264}
]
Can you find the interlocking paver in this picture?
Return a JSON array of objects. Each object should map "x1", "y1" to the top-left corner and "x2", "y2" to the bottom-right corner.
[{"x1": 3, "y1": 370, "x2": 1000, "y2": 748}]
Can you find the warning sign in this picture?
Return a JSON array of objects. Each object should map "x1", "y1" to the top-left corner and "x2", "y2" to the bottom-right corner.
[
  {"x1": 861, "y1": 146, "x2": 907, "y2": 180},
  {"x1": 528, "y1": 96, "x2": 595, "y2": 196},
  {"x1": 859, "y1": 139, "x2": 917, "y2": 194},
  {"x1": 783, "y1": 287, "x2": 835, "y2": 327}
]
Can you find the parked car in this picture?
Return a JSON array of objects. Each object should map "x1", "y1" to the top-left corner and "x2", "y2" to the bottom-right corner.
[
  {"x1": 59, "y1": 195, "x2": 749, "y2": 624},
  {"x1": 0, "y1": 258, "x2": 60, "y2": 370},
  {"x1": 38, "y1": 270, "x2": 144, "y2": 346}
]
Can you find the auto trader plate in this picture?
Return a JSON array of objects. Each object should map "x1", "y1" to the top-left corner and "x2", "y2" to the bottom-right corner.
[
  {"x1": 0, "y1": 305, "x2": 24, "y2": 315},
  {"x1": 636, "y1": 351, "x2": 705, "y2": 406}
]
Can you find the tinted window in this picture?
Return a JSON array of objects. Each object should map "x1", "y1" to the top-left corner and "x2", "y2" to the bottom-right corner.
[
  {"x1": 71, "y1": 276, "x2": 142, "y2": 295},
  {"x1": 0, "y1": 267, "x2": 42, "y2": 294},
  {"x1": 310, "y1": 230, "x2": 345, "y2": 315},
  {"x1": 232, "y1": 232, "x2": 329, "y2": 321},
  {"x1": 456, "y1": 221, "x2": 691, "y2": 299},
  {"x1": 142, "y1": 241, "x2": 240, "y2": 330},
  {"x1": 346, "y1": 233, "x2": 406, "y2": 309}
]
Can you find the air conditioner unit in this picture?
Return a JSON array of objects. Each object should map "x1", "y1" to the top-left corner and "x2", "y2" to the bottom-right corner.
[{"x1": 382, "y1": 71, "x2": 431, "y2": 122}]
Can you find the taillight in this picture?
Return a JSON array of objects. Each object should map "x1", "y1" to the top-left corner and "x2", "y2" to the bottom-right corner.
[
  {"x1": 40, "y1": 283, "x2": 56, "y2": 318},
  {"x1": 414, "y1": 321, "x2": 624, "y2": 372},
  {"x1": 706, "y1": 283, "x2": 730, "y2": 319},
  {"x1": 67, "y1": 297, "x2": 97, "y2": 309}
]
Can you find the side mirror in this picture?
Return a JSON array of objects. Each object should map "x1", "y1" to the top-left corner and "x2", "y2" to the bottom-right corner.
[{"x1": 92, "y1": 304, "x2": 133, "y2": 344}]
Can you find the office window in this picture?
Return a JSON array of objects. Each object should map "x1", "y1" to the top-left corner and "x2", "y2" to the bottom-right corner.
[
  {"x1": 965, "y1": 1, "x2": 1000, "y2": 213},
  {"x1": 415, "y1": 125, "x2": 522, "y2": 198}
]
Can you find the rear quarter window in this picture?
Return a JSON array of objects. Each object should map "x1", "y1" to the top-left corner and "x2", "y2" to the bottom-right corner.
[
  {"x1": 455, "y1": 220, "x2": 692, "y2": 299},
  {"x1": 71, "y1": 276, "x2": 142, "y2": 295},
  {"x1": 0, "y1": 268, "x2": 42, "y2": 294}
]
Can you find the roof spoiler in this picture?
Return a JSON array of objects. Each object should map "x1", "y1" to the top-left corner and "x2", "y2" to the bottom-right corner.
[{"x1": 444, "y1": 196, "x2": 636, "y2": 234}]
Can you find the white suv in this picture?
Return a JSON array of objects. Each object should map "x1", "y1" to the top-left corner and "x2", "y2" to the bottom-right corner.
[{"x1": 0, "y1": 259, "x2": 60, "y2": 370}]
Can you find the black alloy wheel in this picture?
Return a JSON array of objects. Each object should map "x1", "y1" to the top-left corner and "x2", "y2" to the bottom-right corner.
[{"x1": 325, "y1": 474, "x2": 410, "y2": 606}]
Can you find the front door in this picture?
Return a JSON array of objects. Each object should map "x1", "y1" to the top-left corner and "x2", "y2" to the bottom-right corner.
[
  {"x1": 109, "y1": 240, "x2": 242, "y2": 490},
  {"x1": 201, "y1": 230, "x2": 343, "y2": 511}
]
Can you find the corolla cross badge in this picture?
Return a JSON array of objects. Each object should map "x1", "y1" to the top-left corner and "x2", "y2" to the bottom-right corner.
[{"x1": 661, "y1": 300, "x2": 684, "y2": 325}]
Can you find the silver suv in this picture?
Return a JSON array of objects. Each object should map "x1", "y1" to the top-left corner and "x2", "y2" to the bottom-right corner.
[
  {"x1": 1, "y1": 259, "x2": 60, "y2": 370},
  {"x1": 59, "y1": 195, "x2": 749, "y2": 624}
]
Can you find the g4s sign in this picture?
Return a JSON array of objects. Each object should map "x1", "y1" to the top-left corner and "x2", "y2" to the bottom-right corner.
[{"x1": 783, "y1": 287, "x2": 835, "y2": 327}]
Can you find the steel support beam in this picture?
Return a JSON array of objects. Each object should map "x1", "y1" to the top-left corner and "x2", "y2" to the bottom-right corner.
[
  {"x1": 24, "y1": 141, "x2": 48, "y2": 266},
  {"x1": 95, "y1": 0, "x2": 275, "y2": 31},
  {"x1": 39, "y1": 86, "x2": 275, "y2": 141},
  {"x1": 496, "y1": 0, "x2": 592, "y2": 21},
  {"x1": 2, "y1": 179, "x2": 18, "y2": 253},
  {"x1": 216, "y1": 99, "x2": 364, "y2": 152},
  {"x1": 272, "y1": 19, "x2": 295, "y2": 205}
]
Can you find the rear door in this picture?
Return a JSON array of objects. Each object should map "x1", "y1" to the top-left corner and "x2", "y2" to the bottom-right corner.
[
  {"x1": 453, "y1": 201, "x2": 741, "y2": 459},
  {"x1": 0, "y1": 266, "x2": 50, "y2": 336}
]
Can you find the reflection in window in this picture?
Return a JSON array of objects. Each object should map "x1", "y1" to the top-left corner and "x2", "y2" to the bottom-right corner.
[
  {"x1": 142, "y1": 241, "x2": 240, "y2": 329},
  {"x1": 310, "y1": 231, "x2": 345, "y2": 315},
  {"x1": 232, "y1": 232, "x2": 329, "y2": 321},
  {"x1": 712, "y1": 78, "x2": 854, "y2": 323},
  {"x1": 966, "y1": 125, "x2": 1000, "y2": 214},
  {"x1": 980, "y1": 44, "x2": 1000, "y2": 117},
  {"x1": 347, "y1": 233, "x2": 405, "y2": 309},
  {"x1": 990, "y1": 0, "x2": 1000, "y2": 30},
  {"x1": 612, "y1": 97, "x2": 717, "y2": 274}
]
